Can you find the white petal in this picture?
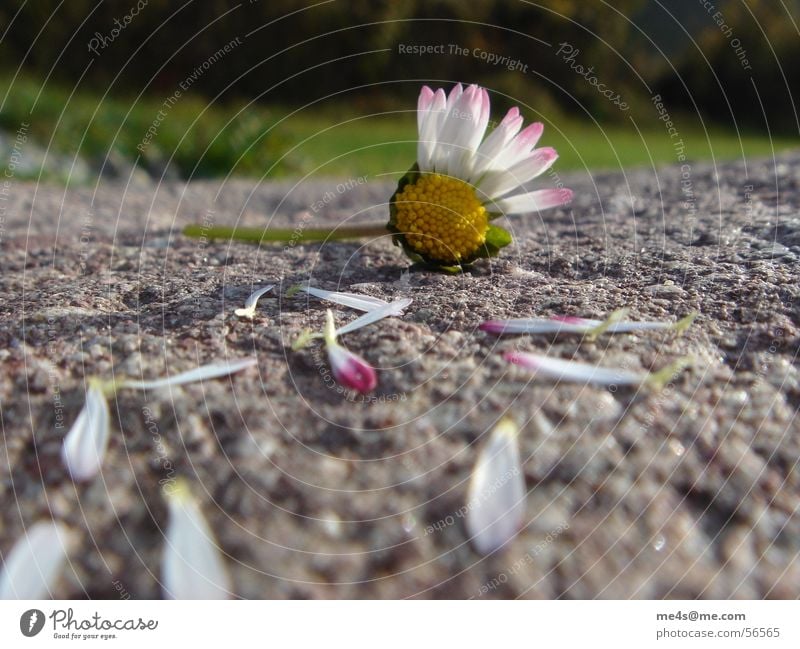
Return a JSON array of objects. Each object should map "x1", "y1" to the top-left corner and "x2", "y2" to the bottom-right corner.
[
  {"x1": 416, "y1": 86, "x2": 435, "y2": 171},
  {"x1": 61, "y1": 381, "x2": 110, "y2": 482},
  {"x1": 439, "y1": 85, "x2": 482, "y2": 177},
  {"x1": 493, "y1": 188, "x2": 574, "y2": 215},
  {"x1": 417, "y1": 86, "x2": 434, "y2": 129},
  {"x1": 604, "y1": 312, "x2": 695, "y2": 335},
  {"x1": 431, "y1": 84, "x2": 467, "y2": 173},
  {"x1": 0, "y1": 521, "x2": 73, "y2": 599},
  {"x1": 492, "y1": 122, "x2": 545, "y2": 171},
  {"x1": 452, "y1": 86, "x2": 491, "y2": 179},
  {"x1": 481, "y1": 314, "x2": 677, "y2": 336},
  {"x1": 234, "y1": 285, "x2": 274, "y2": 318},
  {"x1": 469, "y1": 107, "x2": 523, "y2": 181},
  {"x1": 122, "y1": 358, "x2": 257, "y2": 390},
  {"x1": 466, "y1": 419, "x2": 526, "y2": 555},
  {"x1": 418, "y1": 89, "x2": 447, "y2": 172},
  {"x1": 162, "y1": 482, "x2": 232, "y2": 600},
  {"x1": 444, "y1": 82, "x2": 464, "y2": 111},
  {"x1": 472, "y1": 88, "x2": 492, "y2": 151},
  {"x1": 299, "y1": 286, "x2": 389, "y2": 312},
  {"x1": 477, "y1": 148, "x2": 558, "y2": 200},
  {"x1": 335, "y1": 298, "x2": 412, "y2": 336},
  {"x1": 480, "y1": 318, "x2": 594, "y2": 335},
  {"x1": 604, "y1": 321, "x2": 673, "y2": 333},
  {"x1": 505, "y1": 351, "x2": 645, "y2": 386}
]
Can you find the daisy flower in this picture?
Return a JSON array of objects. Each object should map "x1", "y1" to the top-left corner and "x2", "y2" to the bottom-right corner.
[
  {"x1": 183, "y1": 84, "x2": 573, "y2": 271},
  {"x1": 388, "y1": 83, "x2": 573, "y2": 269}
]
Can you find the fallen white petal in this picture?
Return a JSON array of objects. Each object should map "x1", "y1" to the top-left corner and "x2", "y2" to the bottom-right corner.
[
  {"x1": 0, "y1": 520, "x2": 73, "y2": 599},
  {"x1": 505, "y1": 351, "x2": 647, "y2": 386},
  {"x1": 162, "y1": 481, "x2": 232, "y2": 600},
  {"x1": 61, "y1": 381, "x2": 111, "y2": 482},
  {"x1": 530, "y1": 411, "x2": 555, "y2": 437},
  {"x1": 234, "y1": 285, "x2": 274, "y2": 318},
  {"x1": 299, "y1": 286, "x2": 389, "y2": 312},
  {"x1": 480, "y1": 317, "x2": 594, "y2": 335},
  {"x1": 121, "y1": 358, "x2": 257, "y2": 390},
  {"x1": 466, "y1": 419, "x2": 526, "y2": 555},
  {"x1": 604, "y1": 321, "x2": 674, "y2": 333},
  {"x1": 335, "y1": 298, "x2": 413, "y2": 336},
  {"x1": 481, "y1": 314, "x2": 676, "y2": 335}
]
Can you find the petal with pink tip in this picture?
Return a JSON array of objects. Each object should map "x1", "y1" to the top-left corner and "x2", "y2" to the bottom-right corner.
[
  {"x1": 435, "y1": 84, "x2": 479, "y2": 176},
  {"x1": 504, "y1": 351, "x2": 645, "y2": 386},
  {"x1": 478, "y1": 147, "x2": 559, "y2": 200},
  {"x1": 416, "y1": 86, "x2": 436, "y2": 171},
  {"x1": 493, "y1": 188, "x2": 574, "y2": 215},
  {"x1": 327, "y1": 343, "x2": 378, "y2": 393},
  {"x1": 469, "y1": 107, "x2": 523, "y2": 180},
  {"x1": 492, "y1": 122, "x2": 545, "y2": 171}
]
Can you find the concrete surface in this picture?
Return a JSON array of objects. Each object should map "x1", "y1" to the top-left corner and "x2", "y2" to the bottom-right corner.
[{"x1": 0, "y1": 153, "x2": 798, "y2": 599}]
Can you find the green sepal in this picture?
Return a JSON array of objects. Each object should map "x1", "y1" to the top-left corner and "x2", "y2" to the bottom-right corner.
[
  {"x1": 481, "y1": 224, "x2": 513, "y2": 258},
  {"x1": 387, "y1": 164, "x2": 425, "y2": 264}
]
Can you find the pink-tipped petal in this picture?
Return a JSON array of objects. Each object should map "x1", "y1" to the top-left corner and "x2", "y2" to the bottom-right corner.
[
  {"x1": 504, "y1": 351, "x2": 645, "y2": 386},
  {"x1": 492, "y1": 122, "x2": 545, "y2": 170},
  {"x1": 327, "y1": 344, "x2": 378, "y2": 393},
  {"x1": 550, "y1": 315, "x2": 593, "y2": 325},
  {"x1": 445, "y1": 83, "x2": 464, "y2": 110},
  {"x1": 459, "y1": 87, "x2": 493, "y2": 179},
  {"x1": 469, "y1": 108, "x2": 525, "y2": 180},
  {"x1": 515, "y1": 122, "x2": 545, "y2": 150},
  {"x1": 437, "y1": 84, "x2": 481, "y2": 176},
  {"x1": 417, "y1": 85, "x2": 434, "y2": 118},
  {"x1": 478, "y1": 147, "x2": 559, "y2": 200},
  {"x1": 478, "y1": 320, "x2": 510, "y2": 334},
  {"x1": 416, "y1": 86, "x2": 436, "y2": 170},
  {"x1": 418, "y1": 88, "x2": 447, "y2": 172},
  {"x1": 494, "y1": 188, "x2": 574, "y2": 215}
]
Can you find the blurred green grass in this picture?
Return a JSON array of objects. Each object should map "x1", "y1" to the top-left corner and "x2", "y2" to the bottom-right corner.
[
  {"x1": 281, "y1": 111, "x2": 798, "y2": 178},
  {"x1": 1, "y1": 76, "x2": 796, "y2": 182}
]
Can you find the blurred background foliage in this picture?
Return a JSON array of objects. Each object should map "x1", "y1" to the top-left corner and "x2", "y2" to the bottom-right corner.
[{"x1": 0, "y1": 0, "x2": 797, "y2": 180}]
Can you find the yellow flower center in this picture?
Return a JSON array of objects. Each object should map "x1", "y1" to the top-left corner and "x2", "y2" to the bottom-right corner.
[{"x1": 394, "y1": 173, "x2": 488, "y2": 263}]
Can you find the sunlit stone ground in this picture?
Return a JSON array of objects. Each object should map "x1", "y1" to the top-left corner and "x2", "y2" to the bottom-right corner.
[{"x1": 1, "y1": 154, "x2": 798, "y2": 598}]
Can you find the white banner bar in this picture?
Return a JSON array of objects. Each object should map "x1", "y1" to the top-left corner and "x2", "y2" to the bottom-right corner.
[{"x1": 0, "y1": 600, "x2": 797, "y2": 647}]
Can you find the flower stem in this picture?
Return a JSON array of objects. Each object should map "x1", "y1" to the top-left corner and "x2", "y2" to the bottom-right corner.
[{"x1": 182, "y1": 223, "x2": 390, "y2": 244}]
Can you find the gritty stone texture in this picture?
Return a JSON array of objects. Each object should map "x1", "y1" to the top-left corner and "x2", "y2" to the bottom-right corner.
[{"x1": 0, "y1": 154, "x2": 798, "y2": 599}]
